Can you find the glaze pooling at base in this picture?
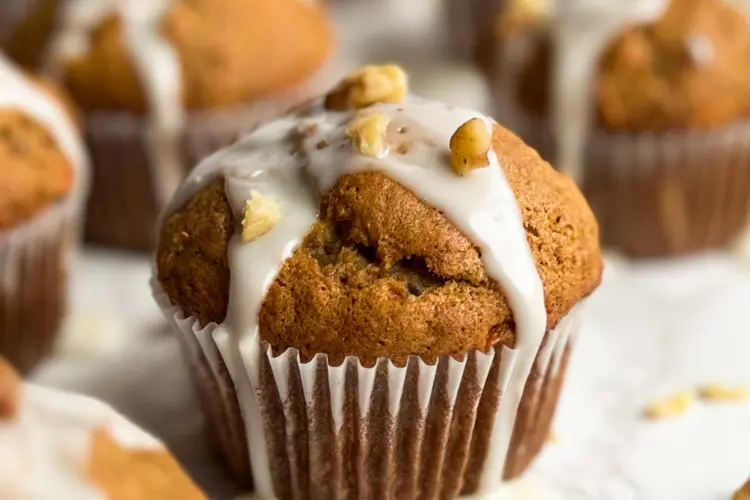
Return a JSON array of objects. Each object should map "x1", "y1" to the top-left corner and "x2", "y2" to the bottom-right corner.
[
  {"x1": 165, "y1": 95, "x2": 548, "y2": 497},
  {"x1": 46, "y1": 0, "x2": 185, "y2": 208}
]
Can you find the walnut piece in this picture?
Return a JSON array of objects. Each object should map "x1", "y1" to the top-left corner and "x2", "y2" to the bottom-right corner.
[
  {"x1": 241, "y1": 192, "x2": 281, "y2": 242},
  {"x1": 347, "y1": 112, "x2": 392, "y2": 157},
  {"x1": 0, "y1": 358, "x2": 20, "y2": 420},
  {"x1": 643, "y1": 391, "x2": 694, "y2": 420},
  {"x1": 698, "y1": 383, "x2": 750, "y2": 402},
  {"x1": 450, "y1": 118, "x2": 491, "y2": 175},
  {"x1": 325, "y1": 65, "x2": 408, "y2": 110}
]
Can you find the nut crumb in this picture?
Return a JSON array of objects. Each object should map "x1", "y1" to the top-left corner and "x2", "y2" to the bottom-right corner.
[
  {"x1": 0, "y1": 358, "x2": 20, "y2": 420},
  {"x1": 734, "y1": 478, "x2": 750, "y2": 500},
  {"x1": 241, "y1": 192, "x2": 281, "y2": 242},
  {"x1": 316, "y1": 140, "x2": 329, "y2": 150},
  {"x1": 698, "y1": 383, "x2": 750, "y2": 402},
  {"x1": 297, "y1": 121, "x2": 319, "y2": 137},
  {"x1": 644, "y1": 391, "x2": 694, "y2": 420},
  {"x1": 395, "y1": 143, "x2": 411, "y2": 155},
  {"x1": 449, "y1": 118, "x2": 491, "y2": 175},
  {"x1": 347, "y1": 112, "x2": 392, "y2": 158},
  {"x1": 325, "y1": 65, "x2": 408, "y2": 110}
]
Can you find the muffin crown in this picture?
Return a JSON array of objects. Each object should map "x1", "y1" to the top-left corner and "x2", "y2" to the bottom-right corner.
[
  {"x1": 0, "y1": 55, "x2": 86, "y2": 229},
  {"x1": 156, "y1": 67, "x2": 602, "y2": 365},
  {"x1": 0, "y1": 357, "x2": 205, "y2": 499}
]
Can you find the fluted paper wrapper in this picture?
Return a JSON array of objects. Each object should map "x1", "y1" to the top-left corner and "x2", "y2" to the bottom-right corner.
[
  {"x1": 503, "y1": 103, "x2": 750, "y2": 257},
  {"x1": 154, "y1": 280, "x2": 581, "y2": 498},
  {"x1": 0, "y1": 198, "x2": 79, "y2": 374},
  {"x1": 84, "y1": 69, "x2": 341, "y2": 251}
]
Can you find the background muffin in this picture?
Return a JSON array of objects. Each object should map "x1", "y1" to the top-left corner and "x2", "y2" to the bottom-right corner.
[
  {"x1": 0, "y1": 55, "x2": 87, "y2": 374},
  {"x1": 491, "y1": 0, "x2": 750, "y2": 256},
  {"x1": 6, "y1": 0, "x2": 336, "y2": 250},
  {"x1": 0, "y1": 356, "x2": 205, "y2": 498},
  {"x1": 153, "y1": 66, "x2": 602, "y2": 497}
]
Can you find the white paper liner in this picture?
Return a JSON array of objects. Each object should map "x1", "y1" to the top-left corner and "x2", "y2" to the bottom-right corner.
[
  {"x1": 0, "y1": 193, "x2": 81, "y2": 373},
  {"x1": 496, "y1": 94, "x2": 750, "y2": 256},
  {"x1": 153, "y1": 278, "x2": 583, "y2": 498}
]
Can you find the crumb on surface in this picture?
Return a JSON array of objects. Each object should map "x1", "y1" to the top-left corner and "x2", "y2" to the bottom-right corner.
[{"x1": 644, "y1": 391, "x2": 694, "y2": 420}]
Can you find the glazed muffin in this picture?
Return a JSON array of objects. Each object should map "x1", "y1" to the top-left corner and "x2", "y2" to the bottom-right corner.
[
  {"x1": 0, "y1": 357, "x2": 206, "y2": 498},
  {"x1": 0, "y1": 54, "x2": 87, "y2": 374},
  {"x1": 152, "y1": 65, "x2": 602, "y2": 498},
  {"x1": 491, "y1": 0, "x2": 750, "y2": 256},
  {"x1": 5, "y1": 0, "x2": 336, "y2": 250}
]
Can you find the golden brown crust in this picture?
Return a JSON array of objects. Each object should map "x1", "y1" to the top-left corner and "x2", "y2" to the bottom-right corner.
[
  {"x1": 0, "y1": 108, "x2": 74, "y2": 229},
  {"x1": 6, "y1": 0, "x2": 334, "y2": 112},
  {"x1": 0, "y1": 357, "x2": 20, "y2": 420},
  {"x1": 518, "y1": 0, "x2": 750, "y2": 131},
  {"x1": 156, "y1": 123, "x2": 602, "y2": 364},
  {"x1": 88, "y1": 428, "x2": 206, "y2": 499}
]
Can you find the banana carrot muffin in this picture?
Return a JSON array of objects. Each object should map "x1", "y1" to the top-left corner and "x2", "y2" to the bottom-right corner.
[
  {"x1": 5, "y1": 0, "x2": 336, "y2": 250},
  {"x1": 152, "y1": 65, "x2": 602, "y2": 498},
  {"x1": 0, "y1": 357, "x2": 205, "y2": 498},
  {"x1": 490, "y1": 0, "x2": 750, "y2": 256},
  {"x1": 0, "y1": 55, "x2": 87, "y2": 374}
]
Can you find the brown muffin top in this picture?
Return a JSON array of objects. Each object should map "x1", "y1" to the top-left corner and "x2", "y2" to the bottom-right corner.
[
  {"x1": 6, "y1": 0, "x2": 334, "y2": 113},
  {"x1": 518, "y1": 0, "x2": 750, "y2": 131},
  {"x1": 0, "y1": 71, "x2": 78, "y2": 230},
  {"x1": 157, "y1": 86, "x2": 602, "y2": 365}
]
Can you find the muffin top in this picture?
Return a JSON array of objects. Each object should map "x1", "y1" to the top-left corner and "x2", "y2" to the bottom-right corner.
[
  {"x1": 156, "y1": 66, "x2": 602, "y2": 366},
  {"x1": 516, "y1": 0, "x2": 750, "y2": 131},
  {"x1": 0, "y1": 357, "x2": 205, "y2": 499},
  {"x1": 5, "y1": 0, "x2": 334, "y2": 113},
  {"x1": 0, "y1": 55, "x2": 85, "y2": 230}
]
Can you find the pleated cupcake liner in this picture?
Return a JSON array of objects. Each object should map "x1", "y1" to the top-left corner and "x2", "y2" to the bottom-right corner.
[
  {"x1": 153, "y1": 278, "x2": 582, "y2": 499},
  {"x1": 84, "y1": 65, "x2": 344, "y2": 252},
  {"x1": 0, "y1": 197, "x2": 79, "y2": 374},
  {"x1": 498, "y1": 99, "x2": 750, "y2": 257}
]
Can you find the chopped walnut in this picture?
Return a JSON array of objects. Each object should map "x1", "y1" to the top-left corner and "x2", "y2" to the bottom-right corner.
[
  {"x1": 449, "y1": 118, "x2": 491, "y2": 175},
  {"x1": 698, "y1": 383, "x2": 750, "y2": 402},
  {"x1": 644, "y1": 391, "x2": 694, "y2": 420},
  {"x1": 241, "y1": 192, "x2": 281, "y2": 242},
  {"x1": 347, "y1": 112, "x2": 392, "y2": 158},
  {"x1": 0, "y1": 358, "x2": 19, "y2": 420},
  {"x1": 325, "y1": 65, "x2": 408, "y2": 110}
]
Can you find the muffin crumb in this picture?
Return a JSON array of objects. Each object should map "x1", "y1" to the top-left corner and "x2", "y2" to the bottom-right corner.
[
  {"x1": 697, "y1": 383, "x2": 750, "y2": 402},
  {"x1": 0, "y1": 358, "x2": 20, "y2": 420},
  {"x1": 347, "y1": 112, "x2": 391, "y2": 157},
  {"x1": 242, "y1": 192, "x2": 281, "y2": 242},
  {"x1": 450, "y1": 118, "x2": 491, "y2": 175},
  {"x1": 735, "y1": 478, "x2": 750, "y2": 500},
  {"x1": 325, "y1": 65, "x2": 408, "y2": 110},
  {"x1": 644, "y1": 391, "x2": 694, "y2": 419}
]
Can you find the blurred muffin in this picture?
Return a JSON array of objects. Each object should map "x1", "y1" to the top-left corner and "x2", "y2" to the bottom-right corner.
[
  {"x1": 0, "y1": 357, "x2": 205, "y2": 498},
  {"x1": 6, "y1": 0, "x2": 336, "y2": 250},
  {"x1": 153, "y1": 65, "x2": 602, "y2": 496},
  {"x1": 0, "y1": 54, "x2": 87, "y2": 374},
  {"x1": 491, "y1": 0, "x2": 750, "y2": 256}
]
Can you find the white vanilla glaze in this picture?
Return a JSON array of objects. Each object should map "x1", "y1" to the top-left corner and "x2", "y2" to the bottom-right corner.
[
  {"x1": 45, "y1": 0, "x2": 185, "y2": 207},
  {"x1": 164, "y1": 96, "x2": 548, "y2": 497},
  {"x1": 0, "y1": 382, "x2": 162, "y2": 499}
]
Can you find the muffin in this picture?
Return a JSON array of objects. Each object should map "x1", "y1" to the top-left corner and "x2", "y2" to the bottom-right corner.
[
  {"x1": 490, "y1": 0, "x2": 750, "y2": 256},
  {"x1": 0, "y1": 357, "x2": 206, "y2": 498},
  {"x1": 5, "y1": 0, "x2": 337, "y2": 250},
  {"x1": 152, "y1": 65, "x2": 602, "y2": 498},
  {"x1": 0, "y1": 54, "x2": 87, "y2": 374}
]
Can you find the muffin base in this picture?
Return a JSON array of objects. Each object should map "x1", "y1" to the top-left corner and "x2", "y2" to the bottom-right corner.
[
  {"x1": 0, "y1": 200, "x2": 76, "y2": 374},
  {"x1": 502, "y1": 105, "x2": 750, "y2": 257},
  {"x1": 154, "y1": 279, "x2": 582, "y2": 499},
  {"x1": 85, "y1": 70, "x2": 341, "y2": 251}
]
